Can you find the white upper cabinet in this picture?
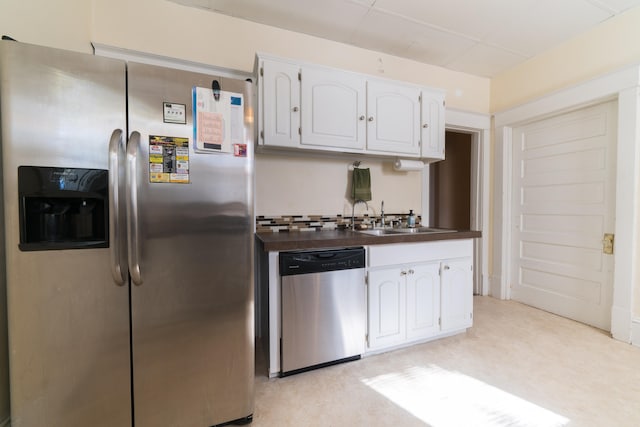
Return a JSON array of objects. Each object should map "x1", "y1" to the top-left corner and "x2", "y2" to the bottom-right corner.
[
  {"x1": 421, "y1": 90, "x2": 446, "y2": 159},
  {"x1": 259, "y1": 59, "x2": 301, "y2": 149},
  {"x1": 300, "y1": 67, "x2": 366, "y2": 151},
  {"x1": 256, "y1": 54, "x2": 446, "y2": 159},
  {"x1": 366, "y1": 80, "x2": 421, "y2": 156}
]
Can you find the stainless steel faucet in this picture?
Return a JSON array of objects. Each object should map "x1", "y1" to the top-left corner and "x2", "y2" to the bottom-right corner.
[
  {"x1": 351, "y1": 199, "x2": 369, "y2": 230},
  {"x1": 380, "y1": 200, "x2": 385, "y2": 228}
]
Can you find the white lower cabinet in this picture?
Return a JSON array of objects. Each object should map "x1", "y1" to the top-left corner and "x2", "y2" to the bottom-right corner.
[
  {"x1": 368, "y1": 267, "x2": 406, "y2": 349},
  {"x1": 366, "y1": 240, "x2": 473, "y2": 353},
  {"x1": 406, "y1": 263, "x2": 441, "y2": 340},
  {"x1": 441, "y1": 258, "x2": 474, "y2": 332}
]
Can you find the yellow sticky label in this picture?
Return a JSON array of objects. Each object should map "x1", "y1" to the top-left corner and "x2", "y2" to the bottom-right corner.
[{"x1": 150, "y1": 172, "x2": 171, "y2": 183}]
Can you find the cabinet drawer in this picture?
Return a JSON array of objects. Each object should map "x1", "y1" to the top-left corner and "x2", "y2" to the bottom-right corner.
[{"x1": 368, "y1": 239, "x2": 472, "y2": 267}]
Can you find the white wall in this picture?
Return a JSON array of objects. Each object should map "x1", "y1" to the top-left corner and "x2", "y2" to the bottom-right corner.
[
  {"x1": 0, "y1": 0, "x2": 92, "y2": 53},
  {"x1": 255, "y1": 152, "x2": 422, "y2": 217}
]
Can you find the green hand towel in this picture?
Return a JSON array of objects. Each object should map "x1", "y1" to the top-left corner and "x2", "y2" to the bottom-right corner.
[{"x1": 352, "y1": 168, "x2": 372, "y2": 201}]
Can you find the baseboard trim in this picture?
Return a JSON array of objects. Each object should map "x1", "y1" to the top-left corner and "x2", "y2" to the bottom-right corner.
[
  {"x1": 363, "y1": 328, "x2": 468, "y2": 358},
  {"x1": 489, "y1": 274, "x2": 505, "y2": 299},
  {"x1": 611, "y1": 305, "x2": 632, "y2": 343},
  {"x1": 631, "y1": 318, "x2": 640, "y2": 348}
]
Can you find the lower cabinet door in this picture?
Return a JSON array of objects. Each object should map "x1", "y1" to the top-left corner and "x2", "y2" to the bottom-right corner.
[
  {"x1": 440, "y1": 257, "x2": 473, "y2": 332},
  {"x1": 368, "y1": 267, "x2": 406, "y2": 350},
  {"x1": 406, "y1": 262, "x2": 441, "y2": 341}
]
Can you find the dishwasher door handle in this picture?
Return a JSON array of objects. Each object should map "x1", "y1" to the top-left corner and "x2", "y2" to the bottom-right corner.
[{"x1": 314, "y1": 253, "x2": 337, "y2": 259}]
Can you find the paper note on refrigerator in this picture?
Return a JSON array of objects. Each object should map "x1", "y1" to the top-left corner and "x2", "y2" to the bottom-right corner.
[{"x1": 193, "y1": 87, "x2": 244, "y2": 154}]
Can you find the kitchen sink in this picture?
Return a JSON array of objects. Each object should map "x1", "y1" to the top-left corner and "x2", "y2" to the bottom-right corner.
[
  {"x1": 356, "y1": 229, "x2": 393, "y2": 236},
  {"x1": 392, "y1": 227, "x2": 452, "y2": 234},
  {"x1": 357, "y1": 227, "x2": 453, "y2": 236}
]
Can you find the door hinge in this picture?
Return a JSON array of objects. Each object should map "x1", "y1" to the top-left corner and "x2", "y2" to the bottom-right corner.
[
  {"x1": 419, "y1": 95, "x2": 422, "y2": 102},
  {"x1": 260, "y1": 130, "x2": 264, "y2": 139},
  {"x1": 298, "y1": 72, "x2": 301, "y2": 81},
  {"x1": 298, "y1": 127, "x2": 301, "y2": 135},
  {"x1": 438, "y1": 317, "x2": 441, "y2": 326},
  {"x1": 260, "y1": 67, "x2": 263, "y2": 77},
  {"x1": 443, "y1": 100, "x2": 446, "y2": 107},
  {"x1": 365, "y1": 274, "x2": 368, "y2": 285},
  {"x1": 470, "y1": 313, "x2": 473, "y2": 319}
]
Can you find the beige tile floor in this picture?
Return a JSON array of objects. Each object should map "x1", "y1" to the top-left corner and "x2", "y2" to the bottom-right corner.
[{"x1": 252, "y1": 296, "x2": 640, "y2": 427}]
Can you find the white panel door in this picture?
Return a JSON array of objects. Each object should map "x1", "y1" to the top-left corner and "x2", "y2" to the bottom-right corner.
[
  {"x1": 368, "y1": 268, "x2": 406, "y2": 349},
  {"x1": 261, "y1": 59, "x2": 300, "y2": 148},
  {"x1": 300, "y1": 67, "x2": 366, "y2": 150},
  {"x1": 406, "y1": 262, "x2": 441, "y2": 341},
  {"x1": 366, "y1": 80, "x2": 420, "y2": 155},
  {"x1": 511, "y1": 101, "x2": 617, "y2": 330}
]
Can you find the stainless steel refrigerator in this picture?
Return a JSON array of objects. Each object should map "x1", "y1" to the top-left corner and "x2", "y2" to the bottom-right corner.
[{"x1": 0, "y1": 40, "x2": 254, "y2": 426}]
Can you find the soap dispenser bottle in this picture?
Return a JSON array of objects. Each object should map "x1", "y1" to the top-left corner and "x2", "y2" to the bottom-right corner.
[{"x1": 407, "y1": 209, "x2": 416, "y2": 228}]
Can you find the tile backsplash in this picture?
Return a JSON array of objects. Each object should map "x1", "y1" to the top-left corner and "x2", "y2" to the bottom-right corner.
[{"x1": 256, "y1": 213, "x2": 420, "y2": 233}]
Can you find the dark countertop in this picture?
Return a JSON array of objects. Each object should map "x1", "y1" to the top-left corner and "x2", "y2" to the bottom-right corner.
[{"x1": 256, "y1": 229, "x2": 482, "y2": 252}]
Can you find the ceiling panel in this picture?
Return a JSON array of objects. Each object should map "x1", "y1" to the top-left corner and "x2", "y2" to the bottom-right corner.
[
  {"x1": 373, "y1": 0, "x2": 524, "y2": 41},
  {"x1": 590, "y1": 0, "x2": 640, "y2": 12},
  {"x1": 445, "y1": 43, "x2": 526, "y2": 77},
  {"x1": 177, "y1": 0, "x2": 370, "y2": 41},
  {"x1": 351, "y1": 9, "x2": 478, "y2": 66},
  {"x1": 404, "y1": 30, "x2": 479, "y2": 68},
  {"x1": 170, "y1": 0, "x2": 640, "y2": 77},
  {"x1": 483, "y1": 0, "x2": 612, "y2": 56}
]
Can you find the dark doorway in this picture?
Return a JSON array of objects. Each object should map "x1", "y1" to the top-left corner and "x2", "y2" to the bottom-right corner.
[{"x1": 429, "y1": 131, "x2": 472, "y2": 230}]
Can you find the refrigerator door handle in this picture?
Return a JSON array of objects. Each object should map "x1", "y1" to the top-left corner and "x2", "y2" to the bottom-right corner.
[
  {"x1": 126, "y1": 131, "x2": 143, "y2": 285},
  {"x1": 108, "y1": 129, "x2": 127, "y2": 286}
]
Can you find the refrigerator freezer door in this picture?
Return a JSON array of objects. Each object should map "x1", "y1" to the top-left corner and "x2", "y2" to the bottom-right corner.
[
  {"x1": 1, "y1": 42, "x2": 131, "y2": 426},
  {"x1": 126, "y1": 63, "x2": 254, "y2": 426}
]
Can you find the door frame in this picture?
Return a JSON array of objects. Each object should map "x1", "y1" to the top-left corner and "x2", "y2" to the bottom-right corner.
[
  {"x1": 493, "y1": 64, "x2": 640, "y2": 343},
  {"x1": 422, "y1": 109, "x2": 491, "y2": 296}
]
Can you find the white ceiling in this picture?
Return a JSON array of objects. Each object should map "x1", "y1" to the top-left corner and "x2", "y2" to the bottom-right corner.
[{"x1": 170, "y1": 0, "x2": 640, "y2": 78}]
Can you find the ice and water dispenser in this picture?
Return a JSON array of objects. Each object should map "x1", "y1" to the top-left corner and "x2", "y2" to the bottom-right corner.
[{"x1": 18, "y1": 166, "x2": 109, "y2": 251}]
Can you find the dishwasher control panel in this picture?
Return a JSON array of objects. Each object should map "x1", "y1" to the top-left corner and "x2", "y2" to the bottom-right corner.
[{"x1": 279, "y1": 247, "x2": 365, "y2": 276}]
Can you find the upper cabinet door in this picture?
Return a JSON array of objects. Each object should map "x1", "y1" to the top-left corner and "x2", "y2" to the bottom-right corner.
[
  {"x1": 366, "y1": 81, "x2": 421, "y2": 156},
  {"x1": 421, "y1": 90, "x2": 445, "y2": 159},
  {"x1": 261, "y1": 59, "x2": 301, "y2": 148},
  {"x1": 300, "y1": 67, "x2": 366, "y2": 151}
]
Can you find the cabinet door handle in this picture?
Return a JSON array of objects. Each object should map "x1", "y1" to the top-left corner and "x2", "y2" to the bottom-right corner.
[
  {"x1": 443, "y1": 265, "x2": 450, "y2": 270},
  {"x1": 400, "y1": 270, "x2": 407, "y2": 276},
  {"x1": 292, "y1": 106, "x2": 299, "y2": 112},
  {"x1": 359, "y1": 115, "x2": 365, "y2": 121},
  {"x1": 368, "y1": 116, "x2": 374, "y2": 122},
  {"x1": 408, "y1": 269, "x2": 414, "y2": 275},
  {"x1": 423, "y1": 123, "x2": 429, "y2": 128}
]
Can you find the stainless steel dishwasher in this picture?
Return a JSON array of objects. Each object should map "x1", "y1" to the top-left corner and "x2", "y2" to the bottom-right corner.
[{"x1": 279, "y1": 247, "x2": 366, "y2": 376}]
